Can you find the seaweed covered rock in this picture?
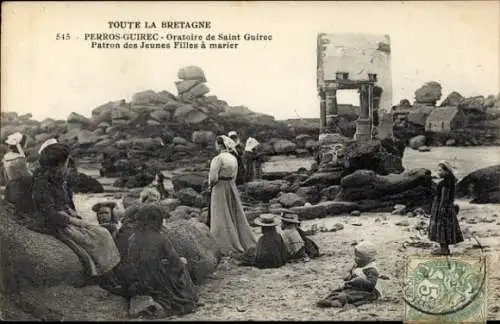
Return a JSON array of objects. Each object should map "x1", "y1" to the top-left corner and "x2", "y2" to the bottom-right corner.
[{"x1": 162, "y1": 219, "x2": 221, "y2": 285}]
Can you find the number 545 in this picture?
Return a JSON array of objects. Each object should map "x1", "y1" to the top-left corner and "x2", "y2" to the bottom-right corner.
[{"x1": 56, "y1": 33, "x2": 70, "y2": 40}]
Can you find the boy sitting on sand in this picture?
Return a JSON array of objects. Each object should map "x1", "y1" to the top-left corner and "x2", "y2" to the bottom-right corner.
[
  {"x1": 238, "y1": 214, "x2": 288, "y2": 269},
  {"x1": 316, "y1": 241, "x2": 381, "y2": 308}
]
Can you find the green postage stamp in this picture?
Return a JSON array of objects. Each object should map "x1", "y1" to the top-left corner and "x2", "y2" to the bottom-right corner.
[{"x1": 403, "y1": 255, "x2": 488, "y2": 324}]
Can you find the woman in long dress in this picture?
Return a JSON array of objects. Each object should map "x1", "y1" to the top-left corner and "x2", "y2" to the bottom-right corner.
[
  {"x1": 428, "y1": 160, "x2": 464, "y2": 255},
  {"x1": 31, "y1": 142, "x2": 121, "y2": 285},
  {"x1": 209, "y1": 135, "x2": 257, "y2": 256}
]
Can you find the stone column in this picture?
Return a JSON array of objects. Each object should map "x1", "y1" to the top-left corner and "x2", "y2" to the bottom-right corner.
[
  {"x1": 325, "y1": 88, "x2": 338, "y2": 134},
  {"x1": 319, "y1": 89, "x2": 326, "y2": 134},
  {"x1": 355, "y1": 84, "x2": 372, "y2": 143}
]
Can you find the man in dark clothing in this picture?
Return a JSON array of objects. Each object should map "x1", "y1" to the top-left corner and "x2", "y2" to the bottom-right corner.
[{"x1": 228, "y1": 131, "x2": 246, "y2": 185}]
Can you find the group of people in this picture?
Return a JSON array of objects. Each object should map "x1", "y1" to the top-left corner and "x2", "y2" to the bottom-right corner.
[{"x1": 1, "y1": 129, "x2": 465, "y2": 315}]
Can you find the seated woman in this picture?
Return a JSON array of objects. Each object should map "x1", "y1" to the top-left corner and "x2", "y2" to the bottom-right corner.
[
  {"x1": 123, "y1": 204, "x2": 198, "y2": 318},
  {"x1": 280, "y1": 213, "x2": 319, "y2": 262},
  {"x1": 317, "y1": 241, "x2": 381, "y2": 308},
  {"x1": 31, "y1": 142, "x2": 121, "y2": 286},
  {"x1": 92, "y1": 201, "x2": 120, "y2": 238},
  {"x1": 239, "y1": 214, "x2": 288, "y2": 269}
]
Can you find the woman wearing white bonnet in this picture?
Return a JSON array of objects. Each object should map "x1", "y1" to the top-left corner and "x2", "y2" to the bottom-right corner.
[
  {"x1": 2, "y1": 132, "x2": 30, "y2": 181},
  {"x1": 243, "y1": 137, "x2": 263, "y2": 182},
  {"x1": 317, "y1": 240, "x2": 381, "y2": 308},
  {"x1": 207, "y1": 135, "x2": 257, "y2": 255}
]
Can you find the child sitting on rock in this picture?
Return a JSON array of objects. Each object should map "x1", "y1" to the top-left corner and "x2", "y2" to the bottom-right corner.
[
  {"x1": 317, "y1": 241, "x2": 381, "y2": 308},
  {"x1": 238, "y1": 214, "x2": 288, "y2": 269},
  {"x1": 280, "y1": 212, "x2": 319, "y2": 262}
]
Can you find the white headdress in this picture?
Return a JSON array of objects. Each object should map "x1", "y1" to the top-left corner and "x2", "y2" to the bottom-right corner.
[
  {"x1": 38, "y1": 138, "x2": 58, "y2": 154},
  {"x1": 5, "y1": 132, "x2": 25, "y2": 157},
  {"x1": 245, "y1": 137, "x2": 260, "y2": 152},
  {"x1": 218, "y1": 135, "x2": 237, "y2": 153}
]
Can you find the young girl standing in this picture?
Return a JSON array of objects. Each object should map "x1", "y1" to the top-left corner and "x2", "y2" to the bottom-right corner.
[{"x1": 428, "y1": 160, "x2": 464, "y2": 255}]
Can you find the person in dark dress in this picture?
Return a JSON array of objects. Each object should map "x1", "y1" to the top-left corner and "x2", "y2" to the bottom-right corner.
[
  {"x1": 31, "y1": 143, "x2": 121, "y2": 286},
  {"x1": 317, "y1": 242, "x2": 381, "y2": 308},
  {"x1": 123, "y1": 204, "x2": 198, "y2": 318},
  {"x1": 428, "y1": 160, "x2": 464, "y2": 255},
  {"x1": 228, "y1": 131, "x2": 246, "y2": 185},
  {"x1": 238, "y1": 214, "x2": 288, "y2": 269}
]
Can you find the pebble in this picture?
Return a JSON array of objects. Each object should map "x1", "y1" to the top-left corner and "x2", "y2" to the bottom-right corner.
[
  {"x1": 350, "y1": 210, "x2": 361, "y2": 216},
  {"x1": 352, "y1": 223, "x2": 362, "y2": 226},
  {"x1": 467, "y1": 218, "x2": 478, "y2": 224}
]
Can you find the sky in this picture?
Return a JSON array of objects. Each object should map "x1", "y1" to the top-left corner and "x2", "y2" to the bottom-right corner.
[{"x1": 2, "y1": 1, "x2": 499, "y2": 121}]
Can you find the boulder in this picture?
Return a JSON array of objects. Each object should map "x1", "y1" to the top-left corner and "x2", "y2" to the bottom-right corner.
[
  {"x1": 244, "y1": 180, "x2": 291, "y2": 202},
  {"x1": 344, "y1": 140, "x2": 404, "y2": 176},
  {"x1": 440, "y1": 91, "x2": 464, "y2": 107},
  {"x1": 149, "y1": 109, "x2": 170, "y2": 122},
  {"x1": 91, "y1": 100, "x2": 126, "y2": 125},
  {"x1": 295, "y1": 186, "x2": 321, "y2": 204},
  {"x1": 162, "y1": 219, "x2": 221, "y2": 284},
  {"x1": 456, "y1": 165, "x2": 500, "y2": 204},
  {"x1": 131, "y1": 90, "x2": 172, "y2": 105},
  {"x1": 173, "y1": 104, "x2": 208, "y2": 124},
  {"x1": 114, "y1": 138, "x2": 164, "y2": 150},
  {"x1": 177, "y1": 66, "x2": 207, "y2": 82},
  {"x1": 0, "y1": 202, "x2": 84, "y2": 293},
  {"x1": 69, "y1": 172, "x2": 104, "y2": 194},
  {"x1": 336, "y1": 168, "x2": 434, "y2": 211},
  {"x1": 278, "y1": 192, "x2": 306, "y2": 208},
  {"x1": 272, "y1": 140, "x2": 297, "y2": 155},
  {"x1": 418, "y1": 146, "x2": 431, "y2": 152},
  {"x1": 409, "y1": 135, "x2": 426, "y2": 150},
  {"x1": 320, "y1": 185, "x2": 341, "y2": 201},
  {"x1": 181, "y1": 83, "x2": 210, "y2": 100},
  {"x1": 175, "y1": 188, "x2": 207, "y2": 209},
  {"x1": 168, "y1": 205, "x2": 200, "y2": 221},
  {"x1": 11, "y1": 285, "x2": 128, "y2": 321},
  {"x1": 172, "y1": 172, "x2": 208, "y2": 193},
  {"x1": 175, "y1": 80, "x2": 201, "y2": 95},
  {"x1": 459, "y1": 96, "x2": 486, "y2": 112},
  {"x1": 289, "y1": 201, "x2": 360, "y2": 220},
  {"x1": 445, "y1": 139, "x2": 456, "y2": 146},
  {"x1": 414, "y1": 81, "x2": 442, "y2": 105},
  {"x1": 67, "y1": 112, "x2": 92, "y2": 126},
  {"x1": 301, "y1": 171, "x2": 344, "y2": 188},
  {"x1": 158, "y1": 198, "x2": 182, "y2": 213},
  {"x1": 191, "y1": 131, "x2": 215, "y2": 146},
  {"x1": 295, "y1": 134, "x2": 312, "y2": 149}
]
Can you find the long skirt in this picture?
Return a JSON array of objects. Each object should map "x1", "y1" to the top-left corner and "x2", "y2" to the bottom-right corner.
[
  {"x1": 317, "y1": 287, "x2": 380, "y2": 308},
  {"x1": 57, "y1": 222, "x2": 121, "y2": 277},
  {"x1": 210, "y1": 180, "x2": 257, "y2": 255},
  {"x1": 428, "y1": 203, "x2": 464, "y2": 245}
]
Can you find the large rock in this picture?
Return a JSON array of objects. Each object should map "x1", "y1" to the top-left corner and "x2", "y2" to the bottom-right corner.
[
  {"x1": 289, "y1": 201, "x2": 359, "y2": 220},
  {"x1": 149, "y1": 109, "x2": 171, "y2": 122},
  {"x1": 162, "y1": 219, "x2": 220, "y2": 284},
  {"x1": 11, "y1": 285, "x2": 128, "y2": 321},
  {"x1": 301, "y1": 171, "x2": 344, "y2": 188},
  {"x1": 278, "y1": 192, "x2": 306, "y2": 208},
  {"x1": 191, "y1": 131, "x2": 215, "y2": 146},
  {"x1": 0, "y1": 202, "x2": 84, "y2": 293},
  {"x1": 440, "y1": 91, "x2": 464, "y2": 107},
  {"x1": 114, "y1": 138, "x2": 164, "y2": 150},
  {"x1": 69, "y1": 172, "x2": 104, "y2": 194},
  {"x1": 414, "y1": 81, "x2": 442, "y2": 105},
  {"x1": 175, "y1": 188, "x2": 207, "y2": 209},
  {"x1": 272, "y1": 140, "x2": 297, "y2": 155},
  {"x1": 175, "y1": 80, "x2": 201, "y2": 95},
  {"x1": 409, "y1": 135, "x2": 426, "y2": 150},
  {"x1": 244, "y1": 180, "x2": 291, "y2": 202},
  {"x1": 456, "y1": 165, "x2": 500, "y2": 204},
  {"x1": 459, "y1": 96, "x2": 486, "y2": 112},
  {"x1": 181, "y1": 83, "x2": 210, "y2": 100},
  {"x1": 336, "y1": 168, "x2": 434, "y2": 211},
  {"x1": 177, "y1": 66, "x2": 207, "y2": 82},
  {"x1": 344, "y1": 140, "x2": 404, "y2": 176},
  {"x1": 295, "y1": 134, "x2": 312, "y2": 149},
  {"x1": 295, "y1": 186, "x2": 321, "y2": 204},
  {"x1": 172, "y1": 172, "x2": 208, "y2": 193},
  {"x1": 91, "y1": 100, "x2": 127, "y2": 125},
  {"x1": 173, "y1": 104, "x2": 208, "y2": 124},
  {"x1": 67, "y1": 112, "x2": 92, "y2": 126}
]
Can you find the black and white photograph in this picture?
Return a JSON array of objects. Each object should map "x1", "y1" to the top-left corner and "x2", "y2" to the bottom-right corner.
[{"x1": 1, "y1": 1, "x2": 499, "y2": 322}]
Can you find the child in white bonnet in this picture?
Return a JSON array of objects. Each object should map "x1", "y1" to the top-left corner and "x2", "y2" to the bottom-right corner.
[{"x1": 317, "y1": 241, "x2": 381, "y2": 308}]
